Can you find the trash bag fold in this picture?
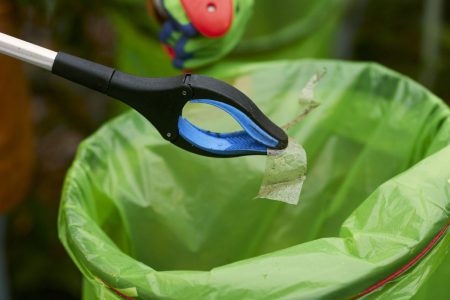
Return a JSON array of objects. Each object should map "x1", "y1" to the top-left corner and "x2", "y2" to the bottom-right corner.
[{"x1": 59, "y1": 60, "x2": 450, "y2": 300}]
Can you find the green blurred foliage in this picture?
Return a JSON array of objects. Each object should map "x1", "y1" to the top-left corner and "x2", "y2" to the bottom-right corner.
[{"x1": 234, "y1": 0, "x2": 350, "y2": 59}]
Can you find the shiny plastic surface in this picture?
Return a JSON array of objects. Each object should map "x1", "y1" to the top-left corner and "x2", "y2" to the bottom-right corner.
[
  {"x1": 180, "y1": 0, "x2": 233, "y2": 38},
  {"x1": 178, "y1": 99, "x2": 278, "y2": 155},
  {"x1": 59, "y1": 60, "x2": 450, "y2": 299}
]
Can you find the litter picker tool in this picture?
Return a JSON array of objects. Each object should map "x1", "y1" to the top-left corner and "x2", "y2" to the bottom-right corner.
[{"x1": 0, "y1": 32, "x2": 288, "y2": 157}]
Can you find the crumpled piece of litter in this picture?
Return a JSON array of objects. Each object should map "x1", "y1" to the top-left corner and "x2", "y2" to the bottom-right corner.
[
  {"x1": 256, "y1": 71, "x2": 325, "y2": 205},
  {"x1": 257, "y1": 139, "x2": 307, "y2": 205}
]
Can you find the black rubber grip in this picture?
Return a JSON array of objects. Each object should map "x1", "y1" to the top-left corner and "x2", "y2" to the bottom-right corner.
[{"x1": 52, "y1": 52, "x2": 115, "y2": 94}]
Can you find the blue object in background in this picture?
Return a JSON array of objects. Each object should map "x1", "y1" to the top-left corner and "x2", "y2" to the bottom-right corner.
[{"x1": 0, "y1": 215, "x2": 9, "y2": 300}]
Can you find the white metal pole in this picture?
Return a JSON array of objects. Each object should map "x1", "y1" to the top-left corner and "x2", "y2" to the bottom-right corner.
[{"x1": 0, "y1": 32, "x2": 57, "y2": 71}]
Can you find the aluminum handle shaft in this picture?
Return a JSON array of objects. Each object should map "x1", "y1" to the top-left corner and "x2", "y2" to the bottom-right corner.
[{"x1": 0, "y1": 32, "x2": 57, "y2": 70}]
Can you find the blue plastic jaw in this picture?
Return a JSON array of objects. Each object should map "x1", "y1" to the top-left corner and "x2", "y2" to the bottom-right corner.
[{"x1": 178, "y1": 99, "x2": 280, "y2": 156}]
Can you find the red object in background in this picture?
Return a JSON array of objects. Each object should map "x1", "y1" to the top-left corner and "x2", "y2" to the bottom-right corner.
[
  {"x1": 181, "y1": 0, "x2": 233, "y2": 38},
  {"x1": 162, "y1": 44, "x2": 176, "y2": 59}
]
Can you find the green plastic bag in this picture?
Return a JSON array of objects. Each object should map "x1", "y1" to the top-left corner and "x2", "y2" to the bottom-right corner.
[{"x1": 59, "y1": 60, "x2": 450, "y2": 299}]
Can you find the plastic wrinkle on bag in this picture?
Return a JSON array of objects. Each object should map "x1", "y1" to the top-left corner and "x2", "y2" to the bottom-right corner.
[
  {"x1": 59, "y1": 61, "x2": 450, "y2": 300},
  {"x1": 257, "y1": 71, "x2": 324, "y2": 205}
]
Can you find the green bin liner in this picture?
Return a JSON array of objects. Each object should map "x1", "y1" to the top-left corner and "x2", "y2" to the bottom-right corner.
[{"x1": 59, "y1": 60, "x2": 450, "y2": 299}]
